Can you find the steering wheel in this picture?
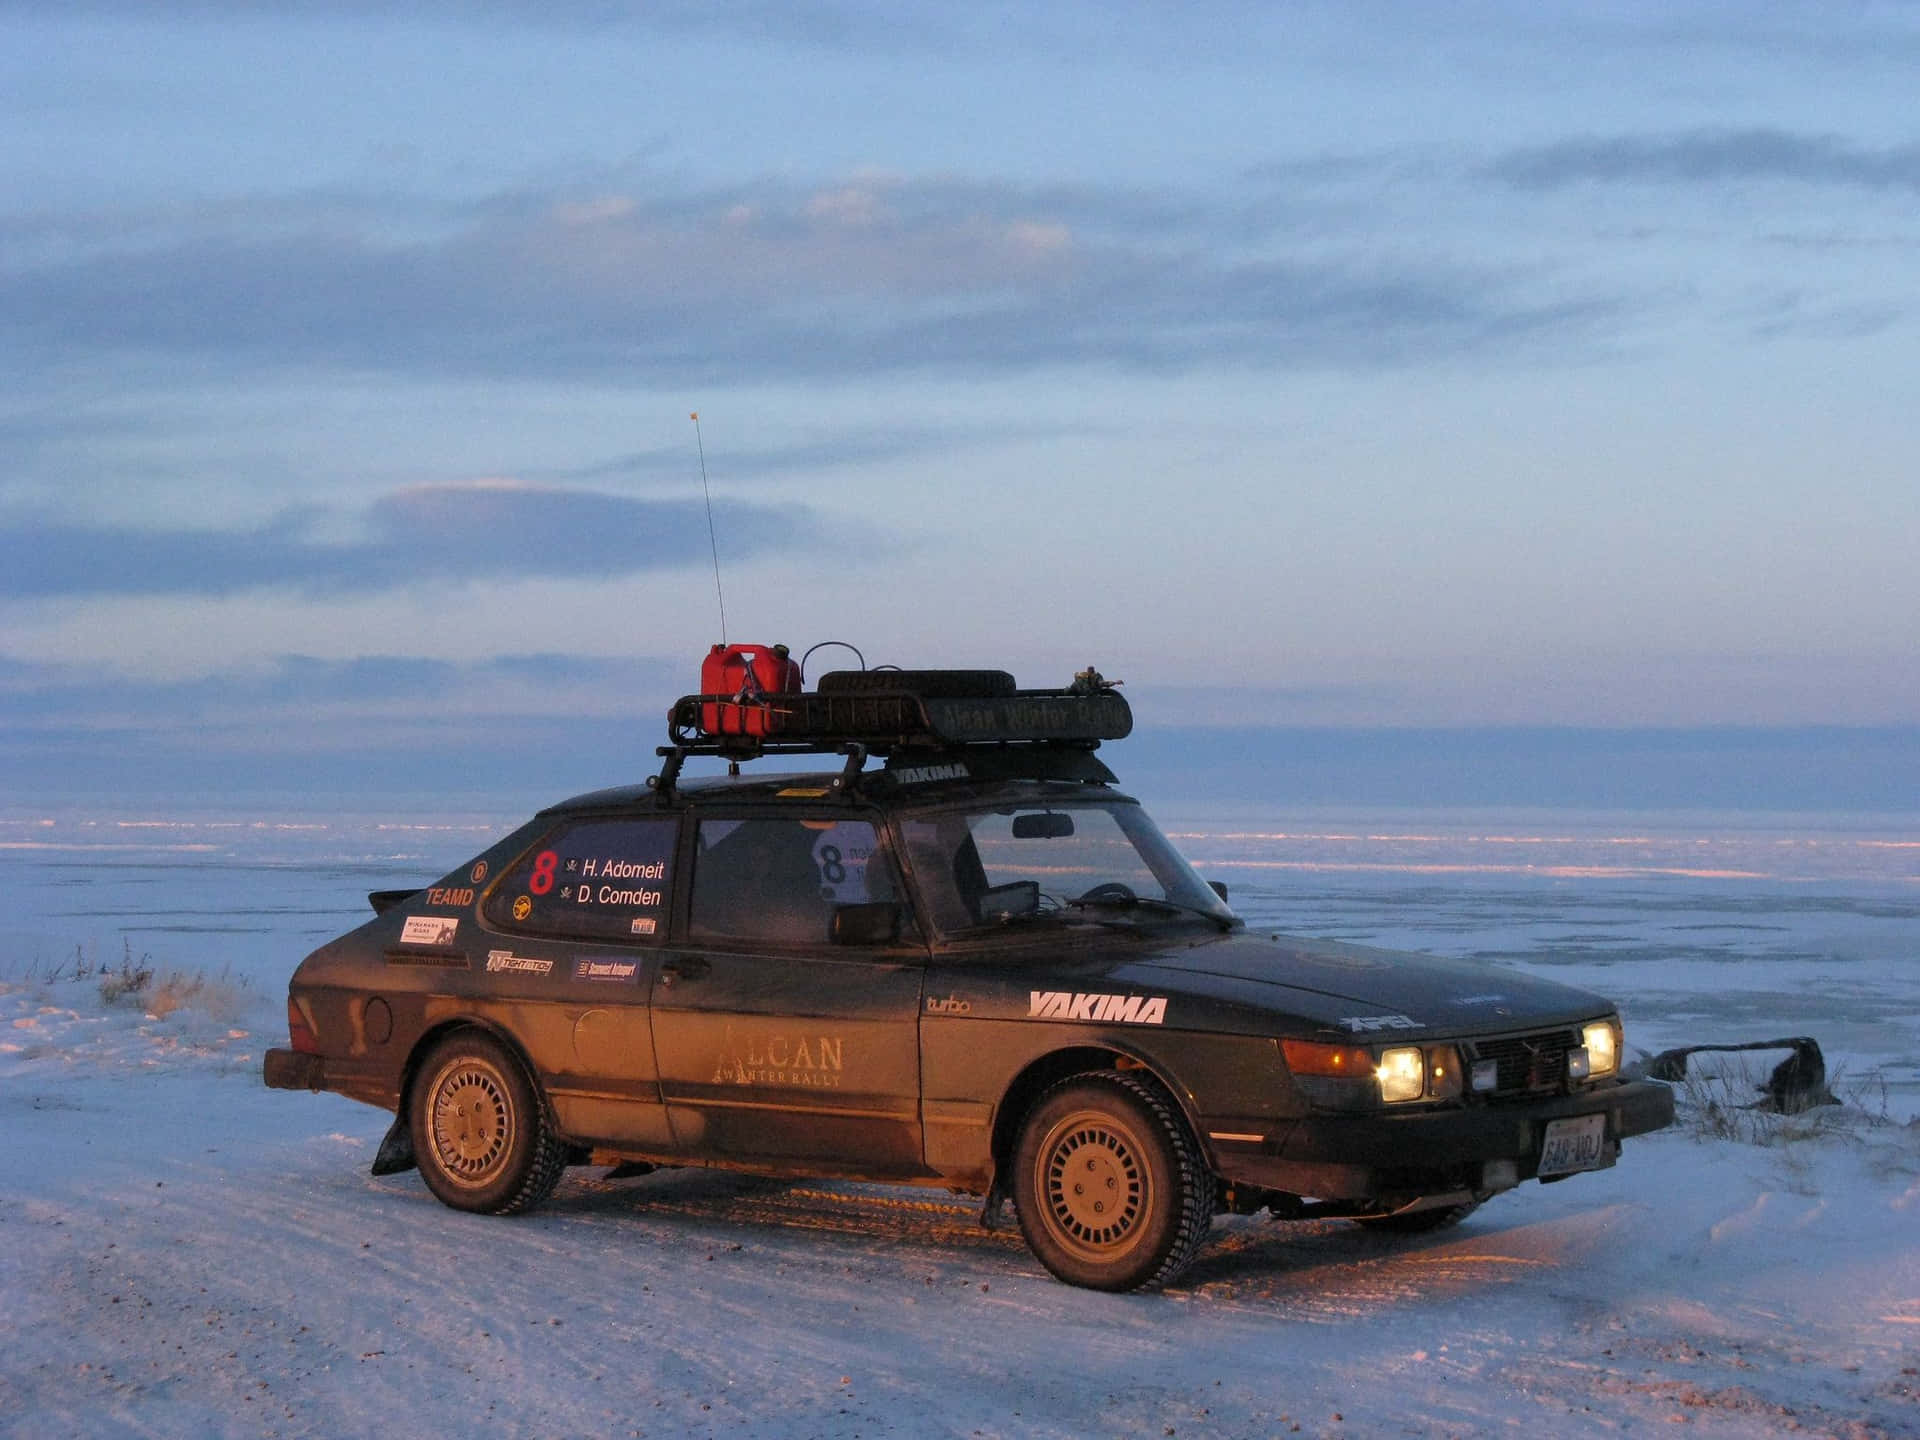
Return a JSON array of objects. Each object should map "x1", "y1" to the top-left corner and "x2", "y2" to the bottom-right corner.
[{"x1": 1076, "y1": 882, "x2": 1137, "y2": 903}]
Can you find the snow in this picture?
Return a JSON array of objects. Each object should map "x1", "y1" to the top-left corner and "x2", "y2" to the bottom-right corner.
[{"x1": 3, "y1": 805, "x2": 1918, "y2": 1438}]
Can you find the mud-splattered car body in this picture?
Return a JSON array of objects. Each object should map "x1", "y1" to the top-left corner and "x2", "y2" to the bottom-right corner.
[{"x1": 267, "y1": 667, "x2": 1672, "y2": 1290}]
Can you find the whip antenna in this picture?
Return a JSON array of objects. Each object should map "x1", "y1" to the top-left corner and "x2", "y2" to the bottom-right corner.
[{"x1": 689, "y1": 411, "x2": 728, "y2": 644}]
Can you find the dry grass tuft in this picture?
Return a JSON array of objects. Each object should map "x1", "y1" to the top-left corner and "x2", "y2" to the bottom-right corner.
[
  {"x1": 98, "y1": 940, "x2": 156, "y2": 1005},
  {"x1": 1676, "y1": 1053, "x2": 1892, "y2": 1148},
  {"x1": 143, "y1": 966, "x2": 253, "y2": 1024},
  {"x1": 7, "y1": 938, "x2": 255, "y2": 1025}
]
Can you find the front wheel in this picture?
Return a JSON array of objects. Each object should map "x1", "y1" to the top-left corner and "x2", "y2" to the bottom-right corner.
[
  {"x1": 409, "y1": 1030, "x2": 566, "y2": 1215},
  {"x1": 1012, "y1": 1071, "x2": 1211, "y2": 1291}
]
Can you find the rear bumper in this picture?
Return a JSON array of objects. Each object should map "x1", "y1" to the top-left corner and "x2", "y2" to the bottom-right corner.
[
  {"x1": 1210, "y1": 1077, "x2": 1675, "y2": 1199},
  {"x1": 263, "y1": 1048, "x2": 326, "y2": 1090}
]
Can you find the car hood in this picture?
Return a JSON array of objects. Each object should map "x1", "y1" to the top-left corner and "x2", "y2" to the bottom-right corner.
[{"x1": 1110, "y1": 928, "x2": 1611, "y2": 1037}]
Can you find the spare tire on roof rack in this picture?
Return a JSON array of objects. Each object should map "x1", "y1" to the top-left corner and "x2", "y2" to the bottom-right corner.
[{"x1": 816, "y1": 669, "x2": 1017, "y2": 698}]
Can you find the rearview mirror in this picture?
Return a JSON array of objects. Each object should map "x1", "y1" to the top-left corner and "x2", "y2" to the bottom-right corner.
[
  {"x1": 829, "y1": 901, "x2": 902, "y2": 946},
  {"x1": 1010, "y1": 811, "x2": 1075, "y2": 839}
]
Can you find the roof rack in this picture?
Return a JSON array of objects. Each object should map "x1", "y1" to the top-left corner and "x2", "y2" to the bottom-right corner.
[{"x1": 649, "y1": 668, "x2": 1131, "y2": 795}]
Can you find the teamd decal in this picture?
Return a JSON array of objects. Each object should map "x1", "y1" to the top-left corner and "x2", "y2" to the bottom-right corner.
[{"x1": 1028, "y1": 991, "x2": 1167, "y2": 1025}]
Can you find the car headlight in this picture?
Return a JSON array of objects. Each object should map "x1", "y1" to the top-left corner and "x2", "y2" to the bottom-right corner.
[
  {"x1": 1377, "y1": 1047, "x2": 1425, "y2": 1103},
  {"x1": 1285, "y1": 1038, "x2": 1464, "y2": 1105},
  {"x1": 1581, "y1": 1017, "x2": 1621, "y2": 1078}
]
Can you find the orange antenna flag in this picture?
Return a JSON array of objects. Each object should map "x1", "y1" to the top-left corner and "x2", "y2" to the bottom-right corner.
[{"x1": 689, "y1": 411, "x2": 698, "y2": 421}]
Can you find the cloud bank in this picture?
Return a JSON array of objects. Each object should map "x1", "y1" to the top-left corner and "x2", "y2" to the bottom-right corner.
[
  {"x1": 0, "y1": 174, "x2": 1602, "y2": 388},
  {"x1": 0, "y1": 482, "x2": 830, "y2": 598},
  {"x1": 1491, "y1": 129, "x2": 1920, "y2": 192}
]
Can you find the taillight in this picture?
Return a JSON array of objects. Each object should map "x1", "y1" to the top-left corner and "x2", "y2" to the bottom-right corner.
[{"x1": 287, "y1": 997, "x2": 319, "y2": 1054}]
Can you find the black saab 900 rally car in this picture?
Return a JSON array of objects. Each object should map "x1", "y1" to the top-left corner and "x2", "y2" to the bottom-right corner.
[{"x1": 266, "y1": 657, "x2": 1672, "y2": 1291}]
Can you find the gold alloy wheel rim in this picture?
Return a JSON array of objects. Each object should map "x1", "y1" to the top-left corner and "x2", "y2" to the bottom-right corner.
[
  {"x1": 1041, "y1": 1112, "x2": 1149, "y2": 1256},
  {"x1": 429, "y1": 1061, "x2": 513, "y2": 1186}
]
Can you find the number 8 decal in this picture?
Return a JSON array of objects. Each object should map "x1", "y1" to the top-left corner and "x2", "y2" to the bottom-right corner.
[
  {"x1": 529, "y1": 849, "x2": 558, "y2": 896},
  {"x1": 818, "y1": 845, "x2": 846, "y2": 885}
]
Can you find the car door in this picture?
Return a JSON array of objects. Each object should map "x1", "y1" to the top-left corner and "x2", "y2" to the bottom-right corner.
[
  {"x1": 648, "y1": 810, "x2": 929, "y2": 1178},
  {"x1": 480, "y1": 813, "x2": 678, "y2": 1151}
]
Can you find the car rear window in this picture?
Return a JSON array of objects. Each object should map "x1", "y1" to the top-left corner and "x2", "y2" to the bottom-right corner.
[
  {"x1": 688, "y1": 817, "x2": 894, "y2": 945},
  {"x1": 485, "y1": 818, "x2": 677, "y2": 941}
]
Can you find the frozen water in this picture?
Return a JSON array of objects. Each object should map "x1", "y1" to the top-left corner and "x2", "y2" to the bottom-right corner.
[
  {"x1": 4, "y1": 800, "x2": 1919, "y2": 1438},
  {"x1": 1163, "y1": 808, "x2": 1920, "y2": 1120},
  {"x1": 5, "y1": 800, "x2": 1916, "y2": 1117}
]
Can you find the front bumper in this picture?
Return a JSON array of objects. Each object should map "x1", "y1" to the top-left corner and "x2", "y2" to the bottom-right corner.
[
  {"x1": 263, "y1": 1048, "x2": 326, "y2": 1090},
  {"x1": 1209, "y1": 1077, "x2": 1675, "y2": 1200}
]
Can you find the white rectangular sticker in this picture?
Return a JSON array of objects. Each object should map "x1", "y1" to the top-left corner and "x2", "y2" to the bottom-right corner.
[
  {"x1": 1538, "y1": 1113, "x2": 1608, "y2": 1176},
  {"x1": 400, "y1": 915, "x2": 460, "y2": 948}
]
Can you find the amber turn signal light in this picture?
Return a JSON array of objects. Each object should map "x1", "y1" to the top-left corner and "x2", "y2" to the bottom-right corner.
[{"x1": 1281, "y1": 1038, "x2": 1375, "y2": 1077}]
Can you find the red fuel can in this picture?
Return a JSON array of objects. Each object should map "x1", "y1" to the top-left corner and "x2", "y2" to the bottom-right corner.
[{"x1": 700, "y1": 643, "x2": 803, "y2": 736}]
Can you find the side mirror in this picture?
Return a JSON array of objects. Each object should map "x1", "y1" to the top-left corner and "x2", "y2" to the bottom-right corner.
[
  {"x1": 1208, "y1": 880, "x2": 1229, "y2": 902},
  {"x1": 978, "y1": 879, "x2": 1040, "y2": 920},
  {"x1": 830, "y1": 901, "x2": 902, "y2": 946}
]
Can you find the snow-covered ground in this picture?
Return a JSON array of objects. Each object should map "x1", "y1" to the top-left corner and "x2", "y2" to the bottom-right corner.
[{"x1": 3, "y1": 805, "x2": 1918, "y2": 1438}]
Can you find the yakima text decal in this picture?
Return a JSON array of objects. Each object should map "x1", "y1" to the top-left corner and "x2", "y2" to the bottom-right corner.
[
  {"x1": 892, "y1": 762, "x2": 969, "y2": 785},
  {"x1": 1029, "y1": 991, "x2": 1167, "y2": 1025}
]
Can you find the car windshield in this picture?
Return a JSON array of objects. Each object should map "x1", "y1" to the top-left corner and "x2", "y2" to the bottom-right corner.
[{"x1": 899, "y1": 799, "x2": 1237, "y2": 936}]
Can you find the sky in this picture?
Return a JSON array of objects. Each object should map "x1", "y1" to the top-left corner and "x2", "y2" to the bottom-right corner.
[{"x1": 3, "y1": 2, "x2": 1918, "y2": 808}]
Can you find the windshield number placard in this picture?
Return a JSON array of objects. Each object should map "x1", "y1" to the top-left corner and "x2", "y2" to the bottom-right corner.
[{"x1": 1537, "y1": 1113, "x2": 1607, "y2": 1176}]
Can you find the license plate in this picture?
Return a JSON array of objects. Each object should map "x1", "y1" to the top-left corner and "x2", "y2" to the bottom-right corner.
[{"x1": 1538, "y1": 1113, "x2": 1608, "y2": 1176}]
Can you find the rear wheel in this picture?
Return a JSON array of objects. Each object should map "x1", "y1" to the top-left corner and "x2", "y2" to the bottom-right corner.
[
  {"x1": 1012, "y1": 1071, "x2": 1211, "y2": 1291},
  {"x1": 409, "y1": 1031, "x2": 566, "y2": 1215},
  {"x1": 1352, "y1": 1199, "x2": 1482, "y2": 1234}
]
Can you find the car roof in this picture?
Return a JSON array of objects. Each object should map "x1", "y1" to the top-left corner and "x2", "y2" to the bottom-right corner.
[{"x1": 540, "y1": 770, "x2": 1133, "y2": 817}]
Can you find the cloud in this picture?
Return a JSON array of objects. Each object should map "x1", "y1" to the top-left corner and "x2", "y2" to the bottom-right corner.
[
  {"x1": 0, "y1": 650, "x2": 675, "y2": 727},
  {"x1": 0, "y1": 173, "x2": 1606, "y2": 388},
  {"x1": 9, "y1": 644, "x2": 1919, "y2": 813},
  {"x1": 0, "y1": 1, "x2": 945, "y2": 48},
  {"x1": 0, "y1": 481, "x2": 834, "y2": 599},
  {"x1": 542, "y1": 419, "x2": 1093, "y2": 487},
  {"x1": 1490, "y1": 128, "x2": 1920, "y2": 192},
  {"x1": 0, "y1": 653, "x2": 689, "y2": 795}
]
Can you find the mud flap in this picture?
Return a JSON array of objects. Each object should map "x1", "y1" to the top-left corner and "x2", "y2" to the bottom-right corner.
[
  {"x1": 978, "y1": 1185, "x2": 1007, "y2": 1231},
  {"x1": 370, "y1": 1112, "x2": 417, "y2": 1176}
]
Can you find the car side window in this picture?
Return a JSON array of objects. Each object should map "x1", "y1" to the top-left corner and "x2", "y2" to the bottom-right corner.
[
  {"x1": 486, "y1": 818, "x2": 676, "y2": 942},
  {"x1": 900, "y1": 817, "x2": 978, "y2": 932},
  {"x1": 689, "y1": 817, "x2": 894, "y2": 945}
]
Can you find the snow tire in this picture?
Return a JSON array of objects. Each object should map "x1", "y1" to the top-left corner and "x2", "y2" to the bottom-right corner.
[
  {"x1": 409, "y1": 1030, "x2": 567, "y2": 1216},
  {"x1": 1012, "y1": 1070, "x2": 1212, "y2": 1292}
]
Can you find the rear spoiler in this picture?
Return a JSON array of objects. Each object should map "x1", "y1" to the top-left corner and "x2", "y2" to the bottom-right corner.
[{"x1": 368, "y1": 888, "x2": 422, "y2": 915}]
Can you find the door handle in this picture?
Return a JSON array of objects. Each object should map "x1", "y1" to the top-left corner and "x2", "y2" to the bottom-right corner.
[{"x1": 658, "y1": 955, "x2": 709, "y2": 986}]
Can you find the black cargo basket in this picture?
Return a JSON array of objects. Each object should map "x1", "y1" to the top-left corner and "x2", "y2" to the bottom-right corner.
[
  {"x1": 667, "y1": 664, "x2": 1127, "y2": 750},
  {"x1": 666, "y1": 686, "x2": 1130, "y2": 752}
]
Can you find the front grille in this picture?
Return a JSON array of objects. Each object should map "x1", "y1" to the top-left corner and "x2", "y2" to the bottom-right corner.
[{"x1": 1467, "y1": 1028, "x2": 1580, "y2": 1097}]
